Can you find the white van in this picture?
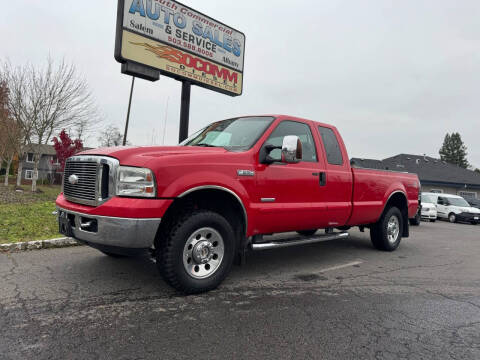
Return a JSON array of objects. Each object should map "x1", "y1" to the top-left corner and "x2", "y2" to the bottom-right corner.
[{"x1": 427, "y1": 193, "x2": 480, "y2": 224}]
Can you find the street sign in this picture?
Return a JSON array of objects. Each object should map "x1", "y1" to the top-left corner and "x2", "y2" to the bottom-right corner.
[{"x1": 115, "y1": 0, "x2": 245, "y2": 96}]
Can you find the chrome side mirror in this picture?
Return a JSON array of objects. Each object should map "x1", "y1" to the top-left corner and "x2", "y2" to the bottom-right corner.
[{"x1": 281, "y1": 135, "x2": 302, "y2": 163}]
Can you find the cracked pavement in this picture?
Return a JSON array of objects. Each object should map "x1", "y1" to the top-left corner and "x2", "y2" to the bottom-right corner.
[{"x1": 1, "y1": 220, "x2": 479, "y2": 359}]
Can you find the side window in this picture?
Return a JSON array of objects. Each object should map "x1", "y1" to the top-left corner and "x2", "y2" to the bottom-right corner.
[
  {"x1": 437, "y1": 197, "x2": 445, "y2": 205},
  {"x1": 318, "y1": 126, "x2": 343, "y2": 165},
  {"x1": 265, "y1": 121, "x2": 317, "y2": 162}
]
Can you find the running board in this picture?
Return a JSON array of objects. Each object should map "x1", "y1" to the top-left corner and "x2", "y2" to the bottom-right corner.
[{"x1": 250, "y1": 232, "x2": 349, "y2": 251}]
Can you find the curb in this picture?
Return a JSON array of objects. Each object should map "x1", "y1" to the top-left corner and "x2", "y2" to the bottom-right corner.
[{"x1": 0, "y1": 237, "x2": 84, "y2": 253}]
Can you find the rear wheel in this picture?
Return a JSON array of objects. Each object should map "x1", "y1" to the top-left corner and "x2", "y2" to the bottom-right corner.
[
  {"x1": 156, "y1": 210, "x2": 235, "y2": 294},
  {"x1": 296, "y1": 229, "x2": 317, "y2": 236},
  {"x1": 448, "y1": 213, "x2": 456, "y2": 223},
  {"x1": 370, "y1": 206, "x2": 403, "y2": 251}
]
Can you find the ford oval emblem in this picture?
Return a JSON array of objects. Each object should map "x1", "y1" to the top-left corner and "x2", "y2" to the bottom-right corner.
[{"x1": 68, "y1": 174, "x2": 79, "y2": 185}]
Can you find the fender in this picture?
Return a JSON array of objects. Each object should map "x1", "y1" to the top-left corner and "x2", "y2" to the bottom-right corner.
[{"x1": 162, "y1": 171, "x2": 251, "y2": 233}]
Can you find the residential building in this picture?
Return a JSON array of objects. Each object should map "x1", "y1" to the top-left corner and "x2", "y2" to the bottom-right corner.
[
  {"x1": 21, "y1": 144, "x2": 60, "y2": 183},
  {"x1": 351, "y1": 154, "x2": 480, "y2": 199}
]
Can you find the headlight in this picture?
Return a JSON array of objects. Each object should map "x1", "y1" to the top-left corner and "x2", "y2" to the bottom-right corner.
[{"x1": 116, "y1": 166, "x2": 156, "y2": 198}]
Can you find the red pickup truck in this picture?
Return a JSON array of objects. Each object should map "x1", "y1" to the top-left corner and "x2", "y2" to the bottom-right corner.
[{"x1": 56, "y1": 115, "x2": 419, "y2": 293}]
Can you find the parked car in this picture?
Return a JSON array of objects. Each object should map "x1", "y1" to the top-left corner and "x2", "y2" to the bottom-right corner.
[
  {"x1": 466, "y1": 198, "x2": 480, "y2": 210},
  {"x1": 56, "y1": 115, "x2": 419, "y2": 294},
  {"x1": 427, "y1": 193, "x2": 480, "y2": 224},
  {"x1": 420, "y1": 192, "x2": 437, "y2": 222}
]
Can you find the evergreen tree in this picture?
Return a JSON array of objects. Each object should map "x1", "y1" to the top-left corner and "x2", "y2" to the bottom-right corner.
[{"x1": 439, "y1": 132, "x2": 469, "y2": 168}]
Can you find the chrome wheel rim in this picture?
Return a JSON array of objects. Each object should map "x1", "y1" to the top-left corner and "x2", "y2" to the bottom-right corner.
[
  {"x1": 387, "y1": 215, "x2": 400, "y2": 244},
  {"x1": 183, "y1": 227, "x2": 224, "y2": 279}
]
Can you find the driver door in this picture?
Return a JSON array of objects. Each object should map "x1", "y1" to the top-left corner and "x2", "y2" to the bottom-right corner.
[{"x1": 254, "y1": 120, "x2": 329, "y2": 234}]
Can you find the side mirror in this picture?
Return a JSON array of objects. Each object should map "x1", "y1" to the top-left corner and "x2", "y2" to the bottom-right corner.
[{"x1": 281, "y1": 135, "x2": 302, "y2": 163}]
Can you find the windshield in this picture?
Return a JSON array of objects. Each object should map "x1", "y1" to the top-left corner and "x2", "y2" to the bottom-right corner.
[
  {"x1": 180, "y1": 117, "x2": 274, "y2": 149},
  {"x1": 448, "y1": 197, "x2": 470, "y2": 207},
  {"x1": 421, "y1": 194, "x2": 436, "y2": 204}
]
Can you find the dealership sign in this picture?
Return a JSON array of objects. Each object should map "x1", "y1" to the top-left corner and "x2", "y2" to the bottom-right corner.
[{"x1": 115, "y1": 0, "x2": 245, "y2": 96}]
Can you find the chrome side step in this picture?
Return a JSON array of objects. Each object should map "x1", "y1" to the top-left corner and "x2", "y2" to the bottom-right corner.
[{"x1": 250, "y1": 232, "x2": 349, "y2": 251}]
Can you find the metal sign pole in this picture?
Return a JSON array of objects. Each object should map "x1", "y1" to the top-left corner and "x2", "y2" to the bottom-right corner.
[
  {"x1": 178, "y1": 80, "x2": 191, "y2": 143},
  {"x1": 123, "y1": 76, "x2": 135, "y2": 146}
]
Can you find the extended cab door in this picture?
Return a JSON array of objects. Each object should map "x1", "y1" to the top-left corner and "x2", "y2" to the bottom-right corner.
[
  {"x1": 254, "y1": 120, "x2": 329, "y2": 234},
  {"x1": 315, "y1": 125, "x2": 353, "y2": 226}
]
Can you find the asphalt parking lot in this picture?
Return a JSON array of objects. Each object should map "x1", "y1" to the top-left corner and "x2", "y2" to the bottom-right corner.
[{"x1": 1, "y1": 221, "x2": 479, "y2": 360}]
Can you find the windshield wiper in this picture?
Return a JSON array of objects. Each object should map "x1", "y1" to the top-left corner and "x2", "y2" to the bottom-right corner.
[{"x1": 194, "y1": 143, "x2": 219, "y2": 147}]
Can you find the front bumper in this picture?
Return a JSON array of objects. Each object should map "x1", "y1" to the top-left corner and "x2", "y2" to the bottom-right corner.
[
  {"x1": 57, "y1": 207, "x2": 161, "y2": 249},
  {"x1": 456, "y1": 212, "x2": 480, "y2": 223},
  {"x1": 421, "y1": 209, "x2": 437, "y2": 219}
]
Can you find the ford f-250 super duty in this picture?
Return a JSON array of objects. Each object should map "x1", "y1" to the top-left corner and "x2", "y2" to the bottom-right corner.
[{"x1": 56, "y1": 115, "x2": 419, "y2": 294}]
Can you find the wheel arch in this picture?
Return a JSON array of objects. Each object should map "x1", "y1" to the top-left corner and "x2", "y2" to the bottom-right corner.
[
  {"x1": 156, "y1": 186, "x2": 248, "y2": 254},
  {"x1": 381, "y1": 190, "x2": 409, "y2": 237}
]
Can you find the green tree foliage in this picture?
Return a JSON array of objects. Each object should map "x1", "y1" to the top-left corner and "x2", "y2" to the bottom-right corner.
[
  {"x1": 475, "y1": 168, "x2": 480, "y2": 174},
  {"x1": 439, "y1": 132, "x2": 469, "y2": 168}
]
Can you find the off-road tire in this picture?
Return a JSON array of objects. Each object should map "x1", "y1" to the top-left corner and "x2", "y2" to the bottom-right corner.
[
  {"x1": 156, "y1": 210, "x2": 235, "y2": 294},
  {"x1": 296, "y1": 229, "x2": 317, "y2": 236},
  {"x1": 370, "y1": 206, "x2": 403, "y2": 251}
]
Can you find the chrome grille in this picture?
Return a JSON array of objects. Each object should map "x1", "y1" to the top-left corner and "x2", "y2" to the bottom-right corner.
[
  {"x1": 63, "y1": 156, "x2": 119, "y2": 207},
  {"x1": 63, "y1": 161, "x2": 98, "y2": 205}
]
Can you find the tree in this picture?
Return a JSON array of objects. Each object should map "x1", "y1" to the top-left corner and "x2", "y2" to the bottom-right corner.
[
  {"x1": 439, "y1": 132, "x2": 469, "y2": 168},
  {"x1": 52, "y1": 129, "x2": 83, "y2": 172},
  {"x1": 0, "y1": 80, "x2": 23, "y2": 186},
  {"x1": 98, "y1": 125, "x2": 126, "y2": 147},
  {"x1": 1, "y1": 58, "x2": 98, "y2": 192},
  {"x1": 475, "y1": 168, "x2": 480, "y2": 174}
]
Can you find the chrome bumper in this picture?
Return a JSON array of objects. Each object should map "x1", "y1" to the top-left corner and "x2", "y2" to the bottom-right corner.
[{"x1": 57, "y1": 207, "x2": 161, "y2": 248}]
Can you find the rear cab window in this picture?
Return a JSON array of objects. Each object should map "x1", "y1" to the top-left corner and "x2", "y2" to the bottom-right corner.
[{"x1": 318, "y1": 126, "x2": 343, "y2": 165}]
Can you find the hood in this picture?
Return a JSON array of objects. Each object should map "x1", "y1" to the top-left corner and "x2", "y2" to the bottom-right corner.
[
  {"x1": 77, "y1": 146, "x2": 228, "y2": 167},
  {"x1": 456, "y1": 206, "x2": 480, "y2": 214}
]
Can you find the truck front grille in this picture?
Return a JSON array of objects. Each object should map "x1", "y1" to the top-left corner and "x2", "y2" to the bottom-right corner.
[{"x1": 63, "y1": 156, "x2": 119, "y2": 207}]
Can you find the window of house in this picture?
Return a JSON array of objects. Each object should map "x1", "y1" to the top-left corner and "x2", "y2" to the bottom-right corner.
[
  {"x1": 264, "y1": 120, "x2": 317, "y2": 162},
  {"x1": 26, "y1": 153, "x2": 34, "y2": 163},
  {"x1": 318, "y1": 126, "x2": 343, "y2": 165},
  {"x1": 25, "y1": 170, "x2": 33, "y2": 180},
  {"x1": 52, "y1": 156, "x2": 59, "y2": 165},
  {"x1": 458, "y1": 191, "x2": 477, "y2": 200}
]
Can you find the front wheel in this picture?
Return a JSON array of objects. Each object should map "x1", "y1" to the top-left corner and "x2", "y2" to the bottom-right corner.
[
  {"x1": 156, "y1": 210, "x2": 235, "y2": 294},
  {"x1": 448, "y1": 213, "x2": 456, "y2": 223},
  {"x1": 370, "y1": 206, "x2": 403, "y2": 251}
]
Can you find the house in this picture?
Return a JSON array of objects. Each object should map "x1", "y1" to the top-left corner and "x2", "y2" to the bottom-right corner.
[
  {"x1": 21, "y1": 144, "x2": 60, "y2": 183},
  {"x1": 351, "y1": 154, "x2": 480, "y2": 200}
]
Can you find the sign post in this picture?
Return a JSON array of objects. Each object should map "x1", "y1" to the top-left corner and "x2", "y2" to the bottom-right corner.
[
  {"x1": 179, "y1": 80, "x2": 191, "y2": 142},
  {"x1": 114, "y1": 0, "x2": 245, "y2": 141}
]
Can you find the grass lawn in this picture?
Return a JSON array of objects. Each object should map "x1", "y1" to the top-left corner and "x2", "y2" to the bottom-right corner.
[{"x1": 0, "y1": 183, "x2": 62, "y2": 244}]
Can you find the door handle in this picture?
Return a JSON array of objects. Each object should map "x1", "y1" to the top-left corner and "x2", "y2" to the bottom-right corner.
[
  {"x1": 312, "y1": 172, "x2": 327, "y2": 186},
  {"x1": 319, "y1": 172, "x2": 326, "y2": 186}
]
